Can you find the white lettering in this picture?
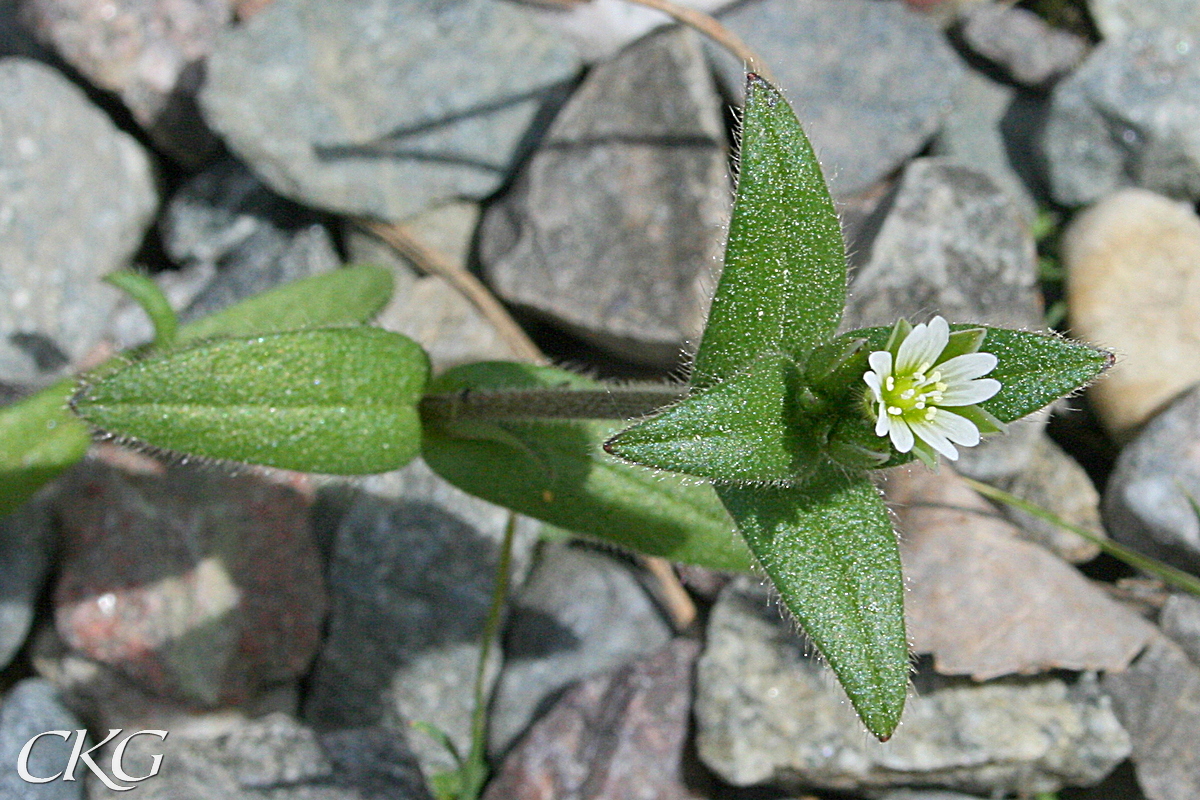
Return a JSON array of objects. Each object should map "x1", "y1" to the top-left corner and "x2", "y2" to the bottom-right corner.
[
  {"x1": 15, "y1": 731, "x2": 71, "y2": 783},
  {"x1": 110, "y1": 730, "x2": 168, "y2": 783},
  {"x1": 62, "y1": 729, "x2": 130, "y2": 792}
]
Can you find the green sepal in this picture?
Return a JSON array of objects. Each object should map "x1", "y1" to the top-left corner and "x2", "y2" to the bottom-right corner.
[
  {"x1": 716, "y1": 465, "x2": 908, "y2": 740},
  {"x1": 936, "y1": 326, "x2": 987, "y2": 364},
  {"x1": 605, "y1": 353, "x2": 820, "y2": 485},
  {"x1": 0, "y1": 379, "x2": 92, "y2": 517},
  {"x1": 692, "y1": 74, "x2": 846, "y2": 389},
  {"x1": 105, "y1": 270, "x2": 179, "y2": 350},
  {"x1": 421, "y1": 362, "x2": 755, "y2": 572},
  {"x1": 72, "y1": 328, "x2": 428, "y2": 474}
]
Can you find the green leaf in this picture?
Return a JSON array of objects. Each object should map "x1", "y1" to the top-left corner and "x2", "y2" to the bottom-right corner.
[
  {"x1": 176, "y1": 263, "x2": 394, "y2": 344},
  {"x1": 605, "y1": 353, "x2": 821, "y2": 484},
  {"x1": 105, "y1": 270, "x2": 179, "y2": 349},
  {"x1": 829, "y1": 324, "x2": 1112, "y2": 423},
  {"x1": 0, "y1": 379, "x2": 91, "y2": 517},
  {"x1": 692, "y1": 74, "x2": 846, "y2": 389},
  {"x1": 716, "y1": 466, "x2": 908, "y2": 740},
  {"x1": 421, "y1": 362, "x2": 756, "y2": 572},
  {"x1": 72, "y1": 328, "x2": 428, "y2": 474}
]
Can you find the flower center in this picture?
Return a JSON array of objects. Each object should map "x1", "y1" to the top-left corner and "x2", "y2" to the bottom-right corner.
[{"x1": 881, "y1": 364, "x2": 949, "y2": 421}]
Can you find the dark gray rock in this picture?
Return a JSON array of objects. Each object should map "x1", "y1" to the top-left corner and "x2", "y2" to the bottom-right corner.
[
  {"x1": 87, "y1": 713, "x2": 431, "y2": 800},
  {"x1": 1104, "y1": 383, "x2": 1200, "y2": 574},
  {"x1": 695, "y1": 577, "x2": 1131, "y2": 795},
  {"x1": 1, "y1": 0, "x2": 46, "y2": 59},
  {"x1": 842, "y1": 157, "x2": 1045, "y2": 480},
  {"x1": 710, "y1": 0, "x2": 963, "y2": 199},
  {"x1": 931, "y1": 69, "x2": 1035, "y2": 223},
  {"x1": 958, "y1": 3, "x2": 1088, "y2": 88},
  {"x1": 1088, "y1": 0, "x2": 1200, "y2": 40},
  {"x1": 200, "y1": 0, "x2": 581, "y2": 221},
  {"x1": 1103, "y1": 635, "x2": 1200, "y2": 800},
  {"x1": 0, "y1": 679, "x2": 84, "y2": 800},
  {"x1": 0, "y1": 496, "x2": 53, "y2": 670},
  {"x1": 1044, "y1": 28, "x2": 1200, "y2": 206},
  {"x1": 304, "y1": 459, "x2": 538, "y2": 779},
  {"x1": 480, "y1": 27, "x2": 728, "y2": 367},
  {"x1": 483, "y1": 639, "x2": 701, "y2": 800},
  {"x1": 1161, "y1": 593, "x2": 1200, "y2": 666},
  {"x1": 161, "y1": 159, "x2": 341, "y2": 323},
  {"x1": 487, "y1": 544, "x2": 673, "y2": 757},
  {"x1": 18, "y1": 0, "x2": 229, "y2": 165},
  {"x1": 0, "y1": 57, "x2": 157, "y2": 386}
]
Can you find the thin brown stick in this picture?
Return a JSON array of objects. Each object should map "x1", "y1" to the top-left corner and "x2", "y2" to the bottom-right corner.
[
  {"x1": 643, "y1": 555, "x2": 698, "y2": 631},
  {"x1": 360, "y1": 219, "x2": 548, "y2": 365},
  {"x1": 620, "y1": 0, "x2": 775, "y2": 83}
]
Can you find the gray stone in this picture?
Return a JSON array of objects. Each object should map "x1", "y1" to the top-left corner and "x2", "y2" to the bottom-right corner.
[
  {"x1": 483, "y1": 639, "x2": 701, "y2": 800},
  {"x1": 877, "y1": 792, "x2": 989, "y2": 800},
  {"x1": 86, "y1": 713, "x2": 431, "y2": 800},
  {"x1": 1161, "y1": 593, "x2": 1200, "y2": 666},
  {"x1": 710, "y1": 0, "x2": 963, "y2": 199},
  {"x1": 1104, "y1": 383, "x2": 1200, "y2": 574},
  {"x1": 842, "y1": 157, "x2": 1045, "y2": 480},
  {"x1": 1103, "y1": 635, "x2": 1200, "y2": 800},
  {"x1": 1088, "y1": 0, "x2": 1200, "y2": 40},
  {"x1": 0, "y1": 496, "x2": 53, "y2": 670},
  {"x1": 200, "y1": 0, "x2": 581, "y2": 221},
  {"x1": 1, "y1": 0, "x2": 46, "y2": 59},
  {"x1": 695, "y1": 578, "x2": 1131, "y2": 795},
  {"x1": 480, "y1": 27, "x2": 728, "y2": 367},
  {"x1": 487, "y1": 544, "x2": 673, "y2": 756},
  {"x1": 161, "y1": 160, "x2": 342, "y2": 323},
  {"x1": 1044, "y1": 28, "x2": 1200, "y2": 206},
  {"x1": 995, "y1": 433, "x2": 1105, "y2": 563},
  {"x1": 304, "y1": 459, "x2": 538, "y2": 779},
  {"x1": 0, "y1": 58, "x2": 157, "y2": 385},
  {"x1": 959, "y1": 3, "x2": 1088, "y2": 87},
  {"x1": 931, "y1": 70, "x2": 1035, "y2": 224},
  {"x1": 0, "y1": 679, "x2": 84, "y2": 800},
  {"x1": 18, "y1": 0, "x2": 229, "y2": 165}
]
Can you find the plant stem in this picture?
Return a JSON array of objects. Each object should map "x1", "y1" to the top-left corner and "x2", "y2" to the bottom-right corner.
[
  {"x1": 420, "y1": 385, "x2": 688, "y2": 423},
  {"x1": 963, "y1": 477, "x2": 1200, "y2": 598}
]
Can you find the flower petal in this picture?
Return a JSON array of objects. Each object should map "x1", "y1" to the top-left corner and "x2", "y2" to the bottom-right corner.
[
  {"x1": 939, "y1": 377, "x2": 1001, "y2": 406},
  {"x1": 888, "y1": 415, "x2": 914, "y2": 452},
  {"x1": 868, "y1": 349, "x2": 893, "y2": 379},
  {"x1": 875, "y1": 402, "x2": 891, "y2": 437},
  {"x1": 896, "y1": 316, "x2": 949, "y2": 374},
  {"x1": 907, "y1": 416, "x2": 959, "y2": 460},
  {"x1": 863, "y1": 370, "x2": 883, "y2": 400},
  {"x1": 924, "y1": 407, "x2": 981, "y2": 447},
  {"x1": 937, "y1": 352, "x2": 998, "y2": 383}
]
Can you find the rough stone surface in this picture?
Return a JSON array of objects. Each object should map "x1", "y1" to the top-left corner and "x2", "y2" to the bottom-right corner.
[
  {"x1": 931, "y1": 70, "x2": 1035, "y2": 224},
  {"x1": 524, "y1": 0, "x2": 734, "y2": 63},
  {"x1": 304, "y1": 459, "x2": 538, "y2": 779},
  {"x1": 1066, "y1": 189, "x2": 1200, "y2": 435},
  {"x1": 994, "y1": 433, "x2": 1105, "y2": 563},
  {"x1": 483, "y1": 639, "x2": 701, "y2": 800},
  {"x1": 1088, "y1": 0, "x2": 1200, "y2": 41},
  {"x1": 1103, "y1": 635, "x2": 1200, "y2": 800},
  {"x1": 958, "y1": 3, "x2": 1087, "y2": 87},
  {"x1": 53, "y1": 460, "x2": 326, "y2": 708},
  {"x1": 480, "y1": 27, "x2": 727, "y2": 367},
  {"x1": 161, "y1": 159, "x2": 342, "y2": 323},
  {"x1": 1161, "y1": 592, "x2": 1200, "y2": 666},
  {"x1": 86, "y1": 712, "x2": 432, "y2": 800},
  {"x1": 487, "y1": 544, "x2": 673, "y2": 756},
  {"x1": 0, "y1": 679, "x2": 85, "y2": 800},
  {"x1": 887, "y1": 464, "x2": 1155, "y2": 679},
  {"x1": 710, "y1": 0, "x2": 963, "y2": 199},
  {"x1": 18, "y1": 0, "x2": 230, "y2": 164},
  {"x1": 1044, "y1": 28, "x2": 1200, "y2": 206},
  {"x1": 0, "y1": 57, "x2": 157, "y2": 385},
  {"x1": 1104, "y1": 383, "x2": 1200, "y2": 573},
  {"x1": 200, "y1": 0, "x2": 581, "y2": 221},
  {"x1": 0, "y1": 495, "x2": 53, "y2": 670},
  {"x1": 696, "y1": 577, "x2": 1131, "y2": 794}
]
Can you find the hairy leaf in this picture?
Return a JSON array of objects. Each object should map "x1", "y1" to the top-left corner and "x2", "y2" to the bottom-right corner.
[
  {"x1": 73, "y1": 328, "x2": 428, "y2": 474},
  {"x1": 422, "y1": 362, "x2": 755, "y2": 572},
  {"x1": 717, "y1": 467, "x2": 908, "y2": 740},
  {"x1": 692, "y1": 74, "x2": 845, "y2": 389},
  {"x1": 0, "y1": 379, "x2": 91, "y2": 517}
]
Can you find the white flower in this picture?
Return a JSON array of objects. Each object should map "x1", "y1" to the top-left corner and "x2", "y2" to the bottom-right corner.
[{"x1": 862, "y1": 316, "x2": 1002, "y2": 462}]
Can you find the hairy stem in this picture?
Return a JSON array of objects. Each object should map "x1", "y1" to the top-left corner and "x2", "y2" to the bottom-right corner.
[{"x1": 420, "y1": 385, "x2": 688, "y2": 423}]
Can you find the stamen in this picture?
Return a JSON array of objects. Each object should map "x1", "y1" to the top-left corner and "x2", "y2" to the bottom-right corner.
[
  {"x1": 888, "y1": 406, "x2": 902, "y2": 416},
  {"x1": 885, "y1": 376, "x2": 895, "y2": 390},
  {"x1": 914, "y1": 400, "x2": 925, "y2": 409},
  {"x1": 936, "y1": 382, "x2": 948, "y2": 392},
  {"x1": 900, "y1": 389, "x2": 915, "y2": 400},
  {"x1": 925, "y1": 408, "x2": 937, "y2": 421}
]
